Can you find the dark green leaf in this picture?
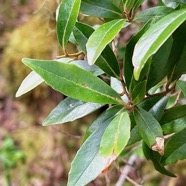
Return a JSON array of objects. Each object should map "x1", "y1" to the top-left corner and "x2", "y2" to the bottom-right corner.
[
  {"x1": 132, "y1": 0, "x2": 145, "y2": 12},
  {"x1": 127, "y1": 125, "x2": 141, "y2": 146},
  {"x1": 87, "y1": 19, "x2": 125, "y2": 65},
  {"x1": 177, "y1": 80, "x2": 186, "y2": 96},
  {"x1": 134, "y1": 107, "x2": 164, "y2": 155},
  {"x1": 143, "y1": 142, "x2": 176, "y2": 177},
  {"x1": 133, "y1": 8, "x2": 186, "y2": 80},
  {"x1": 99, "y1": 111, "x2": 130, "y2": 156},
  {"x1": 43, "y1": 98, "x2": 104, "y2": 126},
  {"x1": 81, "y1": 0, "x2": 123, "y2": 18},
  {"x1": 22, "y1": 58, "x2": 121, "y2": 104},
  {"x1": 56, "y1": 0, "x2": 81, "y2": 50},
  {"x1": 73, "y1": 22, "x2": 121, "y2": 78},
  {"x1": 134, "y1": 6, "x2": 174, "y2": 23},
  {"x1": 131, "y1": 80, "x2": 147, "y2": 104},
  {"x1": 162, "y1": 128, "x2": 186, "y2": 165}
]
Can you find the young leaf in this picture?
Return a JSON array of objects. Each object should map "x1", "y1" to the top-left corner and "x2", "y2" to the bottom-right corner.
[
  {"x1": 160, "y1": 105, "x2": 186, "y2": 134},
  {"x1": 68, "y1": 117, "x2": 115, "y2": 186},
  {"x1": 177, "y1": 80, "x2": 186, "y2": 96},
  {"x1": 22, "y1": 58, "x2": 122, "y2": 104},
  {"x1": 80, "y1": 0, "x2": 123, "y2": 18},
  {"x1": 83, "y1": 105, "x2": 123, "y2": 141},
  {"x1": 133, "y1": 8, "x2": 186, "y2": 80},
  {"x1": 16, "y1": 71, "x2": 44, "y2": 97},
  {"x1": 99, "y1": 111, "x2": 131, "y2": 156},
  {"x1": 134, "y1": 6, "x2": 174, "y2": 23},
  {"x1": 162, "y1": 128, "x2": 186, "y2": 165},
  {"x1": 142, "y1": 141, "x2": 176, "y2": 177},
  {"x1": 73, "y1": 22, "x2": 121, "y2": 78},
  {"x1": 86, "y1": 19, "x2": 125, "y2": 65},
  {"x1": 134, "y1": 107, "x2": 164, "y2": 155},
  {"x1": 43, "y1": 98, "x2": 103, "y2": 126},
  {"x1": 56, "y1": 0, "x2": 81, "y2": 50}
]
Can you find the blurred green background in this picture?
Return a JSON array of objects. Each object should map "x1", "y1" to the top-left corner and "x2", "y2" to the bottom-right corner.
[{"x1": 0, "y1": 0, "x2": 186, "y2": 185}]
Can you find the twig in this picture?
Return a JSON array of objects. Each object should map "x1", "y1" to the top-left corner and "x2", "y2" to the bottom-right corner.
[
  {"x1": 116, "y1": 155, "x2": 137, "y2": 186},
  {"x1": 126, "y1": 176, "x2": 143, "y2": 186}
]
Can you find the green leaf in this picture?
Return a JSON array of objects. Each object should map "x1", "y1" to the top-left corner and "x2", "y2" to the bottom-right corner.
[
  {"x1": 147, "y1": 37, "x2": 173, "y2": 90},
  {"x1": 124, "y1": 0, "x2": 135, "y2": 11},
  {"x1": 160, "y1": 105, "x2": 186, "y2": 134},
  {"x1": 127, "y1": 125, "x2": 141, "y2": 146},
  {"x1": 80, "y1": 0, "x2": 123, "y2": 18},
  {"x1": 131, "y1": 80, "x2": 147, "y2": 104},
  {"x1": 43, "y1": 98, "x2": 103, "y2": 126},
  {"x1": 177, "y1": 80, "x2": 186, "y2": 96},
  {"x1": 134, "y1": 107, "x2": 164, "y2": 155},
  {"x1": 163, "y1": 0, "x2": 186, "y2": 9},
  {"x1": 134, "y1": 6, "x2": 174, "y2": 23},
  {"x1": 99, "y1": 111, "x2": 130, "y2": 156},
  {"x1": 22, "y1": 58, "x2": 121, "y2": 104},
  {"x1": 132, "y1": 0, "x2": 145, "y2": 12},
  {"x1": 124, "y1": 19, "x2": 152, "y2": 89},
  {"x1": 73, "y1": 22, "x2": 121, "y2": 78},
  {"x1": 149, "y1": 96, "x2": 169, "y2": 121},
  {"x1": 133, "y1": 8, "x2": 186, "y2": 80},
  {"x1": 83, "y1": 105, "x2": 123, "y2": 141},
  {"x1": 143, "y1": 141, "x2": 176, "y2": 177},
  {"x1": 162, "y1": 128, "x2": 186, "y2": 165},
  {"x1": 56, "y1": 0, "x2": 81, "y2": 50},
  {"x1": 86, "y1": 19, "x2": 125, "y2": 65},
  {"x1": 16, "y1": 71, "x2": 44, "y2": 97},
  {"x1": 68, "y1": 117, "x2": 115, "y2": 186}
]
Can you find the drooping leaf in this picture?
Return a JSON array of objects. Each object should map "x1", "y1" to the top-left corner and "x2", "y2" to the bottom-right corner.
[
  {"x1": 143, "y1": 141, "x2": 176, "y2": 177},
  {"x1": 56, "y1": 0, "x2": 81, "y2": 50},
  {"x1": 124, "y1": 19, "x2": 152, "y2": 89},
  {"x1": 83, "y1": 105, "x2": 123, "y2": 141},
  {"x1": 43, "y1": 98, "x2": 103, "y2": 126},
  {"x1": 86, "y1": 19, "x2": 125, "y2": 65},
  {"x1": 67, "y1": 117, "x2": 115, "y2": 186},
  {"x1": 99, "y1": 111, "x2": 130, "y2": 156},
  {"x1": 162, "y1": 128, "x2": 186, "y2": 165},
  {"x1": 16, "y1": 71, "x2": 44, "y2": 97},
  {"x1": 131, "y1": 80, "x2": 147, "y2": 104},
  {"x1": 133, "y1": 8, "x2": 186, "y2": 80},
  {"x1": 177, "y1": 80, "x2": 186, "y2": 96},
  {"x1": 80, "y1": 0, "x2": 123, "y2": 18},
  {"x1": 134, "y1": 6, "x2": 174, "y2": 23},
  {"x1": 134, "y1": 107, "x2": 164, "y2": 155},
  {"x1": 160, "y1": 105, "x2": 186, "y2": 134},
  {"x1": 73, "y1": 22, "x2": 121, "y2": 78},
  {"x1": 22, "y1": 58, "x2": 121, "y2": 104}
]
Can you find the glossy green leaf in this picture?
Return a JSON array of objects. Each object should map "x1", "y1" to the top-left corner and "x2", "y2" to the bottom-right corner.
[
  {"x1": 143, "y1": 142, "x2": 176, "y2": 177},
  {"x1": 134, "y1": 107, "x2": 164, "y2": 154},
  {"x1": 134, "y1": 6, "x2": 174, "y2": 22},
  {"x1": 73, "y1": 22, "x2": 121, "y2": 78},
  {"x1": 148, "y1": 81, "x2": 166, "y2": 95},
  {"x1": 177, "y1": 80, "x2": 186, "y2": 96},
  {"x1": 68, "y1": 117, "x2": 115, "y2": 186},
  {"x1": 43, "y1": 98, "x2": 103, "y2": 125},
  {"x1": 162, "y1": 128, "x2": 186, "y2": 165},
  {"x1": 86, "y1": 19, "x2": 125, "y2": 65},
  {"x1": 132, "y1": 0, "x2": 145, "y2": 12},
  {"x1": 127, "y1": 125, "x2": 141, "y2": 146},
  {"x1": 160, "y1": 105, "x2": 186, "y2": 134},
  {"x1": 133, "y1": 8, "x2": 186, "y2": 80},
  {"x1": 81, "y1": 0, "x2": 123, "y2": 18},
  {"x1": 83, "y1": 105, "x2": 123, "y2": 141},
  {"x1": 56, "y1": 0, "x2": 81, "y2": 50},
  {"x1": 163, "y1": 0, "x2": 186, "y2": 8},
  {"x1": 22, "y1": 58, "x2": 121, "y2": 104},
  {"x1": 132, "y1": 80, "x2": 146, "y2": 104},
  {"x1": 149, "y1": 96, "x2": 169, "y2": 121},
  {"x1": 124, "y1": 0, "x2": 135, "y2": 11},
  {"x1": 16, "y1": 71, "x2": 44, "y2": 97},
  {"x1": 124, "y1": 19, "x2": 152, "y2": 89},
  {"x1": 147, "y1": 37, "x2": 173, "y2": 90},
  {"x1": 99, "y1": 111, "x2": 130, "y2": 156}
]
